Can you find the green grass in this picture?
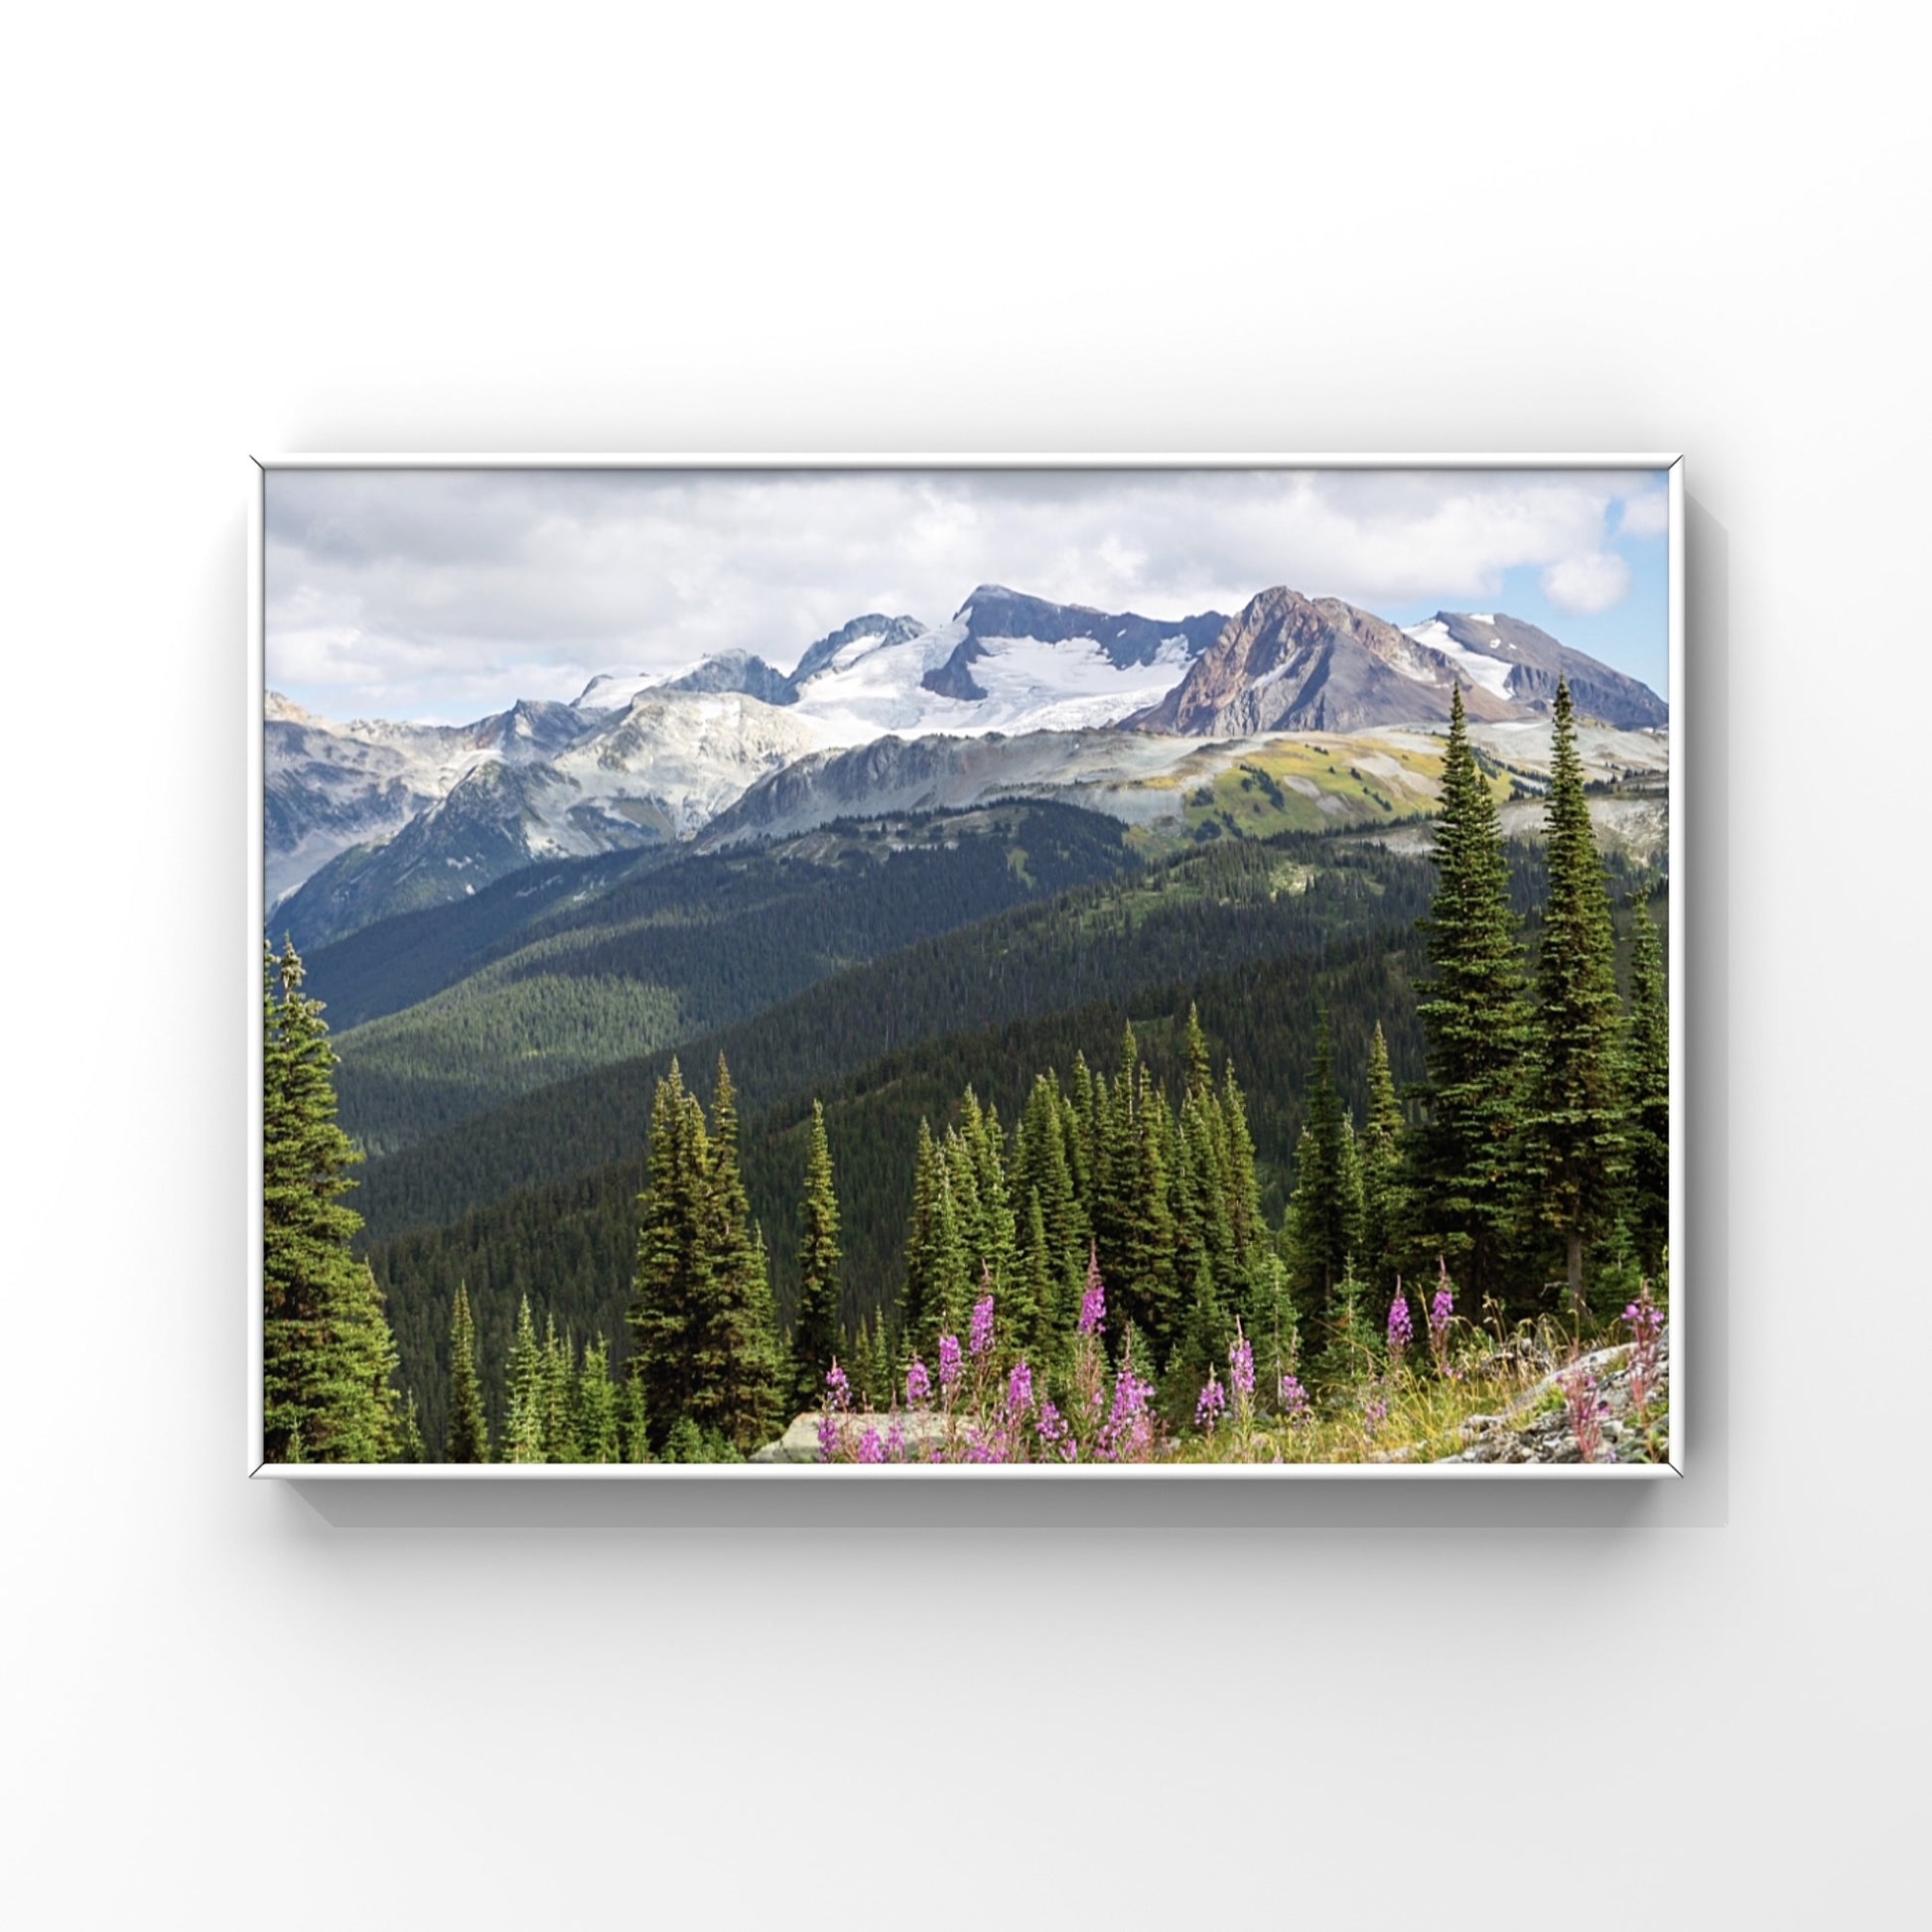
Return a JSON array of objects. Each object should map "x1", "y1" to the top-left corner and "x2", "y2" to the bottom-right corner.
[{"x1": 1169, "y1": 1314, "x2": 1665, "y2": 1465}]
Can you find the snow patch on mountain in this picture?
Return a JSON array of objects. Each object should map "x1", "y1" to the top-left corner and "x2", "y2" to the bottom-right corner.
[
  {"x1": 784, "y1": 617, "x2": 1201, "y2": 745},
  {"x1": 1403, "y1": 619, "x2": 1516, "y2": 700},
  {"x1": 575, "y1": 662, "x2": 701, "y2": 710}
]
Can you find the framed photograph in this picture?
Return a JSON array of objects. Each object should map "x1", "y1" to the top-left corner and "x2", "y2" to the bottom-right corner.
[{"x1": 250, "y1": 455, "x2": 1682, "y2": 1478}]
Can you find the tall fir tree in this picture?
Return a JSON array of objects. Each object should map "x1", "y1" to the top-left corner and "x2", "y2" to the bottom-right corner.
[
  {"x1": 1624, "y1": 895, "x2": 1671, "y2": 1278},
  {"x1": 1284, "y1": 1013, "x2": 1364, "y2": 1333},
  {"x1": 1412, "y1": 683, "x2": 1532, "y2": 1311},
  {"x1": 446, "y1": 1281, "x2": 490, "y2": 1464},
  {"x1": 621, "y1": 1370, "x2": 652, "y2": 1463},
  {"x1": 628, "y1": 1059, "x2": 713, "y2": 1450},
  {"x1": 898, "y1": 1119, "x2": 946, "y2": 1359},
  {"x1": 541, "y1": 1314, "x2": 581, "y2": 1463},
  {"x1": 1013, "y1": 1072, "x2": 1086, "y2": 1330},
  {"x1": 691, "y1": 1056, "x2": 785, "y2": 1452},
  {"x1": 1358, "y1": 1022, "x2": 1408, "y2": 1304},
  {"x1": 1523, "y1": 678, "x2": 1628, "y2": 1309},
  {"x1": 1091, "y1": 1026, "x2": 1178, "y2": 1360},
  {"x1": 397, "y1": 1393, "x2": 426, "y2": 1464},
  {"x1": 789, "y1": 1099, "x2": 844, "y2": 1413},
  {"x1": 501, "y1": 1295, "x2": 548, "y2": 1463},
  {"x1": 575, "y1": 1335, "x2": 621, "y2": 1463},
  {"x1": 262, "y1": 940, "x2": 402, "y2": 1463}
]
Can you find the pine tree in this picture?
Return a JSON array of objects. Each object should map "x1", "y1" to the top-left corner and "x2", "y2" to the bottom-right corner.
[
  {"x1": 1284, "y1": 1013, "x2": 1364, "y2": 1332},
  {"x1": 1313, "y1": 1259, "x2": 1375, "y2": 1393},
  {"x1": 502, "y1": 1296, "x2": 547, "y2": 1463},
  {"x1": 1358, "y1": 1022, "x2": 1407, "y2": 1300},
  {"x1": 575, "y1": 1336, "x2": 621, "y2": 1463},
  {"x1": 262, "y1": 940, "x2": 402, "y2": 1463},
  {"x1": 931, "y1": 1158, "x2": 974, "y2": 1341},
  {"x1": 1523, "y1": 678, "x2": 1628, "y2": 1310},
  {"x1": 1173, "y1": 1254, "x2": 1229, "y2": 1411},
  {"x1": 1413, "y1": 684, "x2": 1532, "y2": 1311},
  {"x1": 898, "y1": 1120, "x2": 942, "y2": 1354},
  {"x1": 397, "y1": 1392, "x2": 426, "y2": 1463},
  {"x1": 789, "y1": 1099, "x2": 844, "y2": 1414},
  {"x1": 1624, "y1": 895, "x2": 1671, "y2": 1276},
  {"x1": 621, "y1": 1369, "x2": 652, "y2": 1463},
  {"x1": 873, "y1": 1311, "x2": 896, "y2": 1405},
  {"x1": 1020, "y1": 1188, "x2": 1057, "y2": 1361},
  {"x1": 1014, "y1": 1073, "x2": 1086, "y2": 1330},
  {"x1": 692, "y1": 1056, "x2": 784, "y2": 1453},
  {"x1": 848, "y1": 1314, "x2": 877, "y2": 1412},
  {"x1": 1182, "y1": 1002, "x2": 1214, "y2": 1098},
  {"x1": 1092, "y1": 1027, "x2": 1178, "y2": 1360},
  {"x1": 541, "y1": 1315, "x2": 581, "y2": 1463},
  {"x1": 629, "y1": 1059, "x2": 712, "y2": 1450},
  {"x1": 446, "y1": 1281, "x2": 490, "y2": 1464}
]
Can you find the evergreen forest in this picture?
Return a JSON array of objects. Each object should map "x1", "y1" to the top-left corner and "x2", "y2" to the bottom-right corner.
[{"x1": 261, "y1": 683, "x2": 1671, "y2": 1467}]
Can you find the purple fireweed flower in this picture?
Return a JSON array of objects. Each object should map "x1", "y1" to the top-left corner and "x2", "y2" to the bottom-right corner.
[
  {"x1": 1007, "y1": 1359, "x2": 1034, "y2": 1414},
  {"x1": 905, "y1": 1356, "x2": 931, "y2": 1407},
  {"x1": 1195, "y1": 1374, "x2": 1227, "y2": 1434},
  {"x1": 1387, "y1": 1291, "x2": 1413, "y2": 1354},
  {"x1": 1362, "y1": 1392, "x2": 1389, "y2": 1441},
  {"x1": 816, "y1": 1411, "x2": 840, "y2": 1461},
  {"x1": 970, "y1": 1294, "x2": 996, "y2": 1357},
  {"x1": 1560, "y1": 1366, "x2": 1610, "y2": 1462},
  {"x1": 1622, "y1": 1290, "x2": 1665, "y2": 1419},
  {"x1": 1431, "y1": 1287, "x2": 1454, "y2": 1332},
  {"x1": 886, "y1": 1416, "x2": 905, "y2": 1459},
  {"x1": 1036, "y1": 1400, "x2": 1064, "y2": 1446},
  {"x1": 1098, "y1": 1362, "x2": 1154, "y2": 1459},
  {"x1": 1278, "y1": 1373, "x2": 1311, "y2": 1423},
  {"x1": 825, "y1": 1360, "x2": 850, "y2": 1410},
  {"x1": 1078, "y1": 1249, "x2": 1106, "y2": 1336},
  {"x1": 938, "y1": 1333, "x2": 962, "y2": 1390},
  {"x1": 1229, "y1": 1324, "x2": 1255, "y2": 1404},
  {"x1": 858, "y1": 1427, "x2": 886, "y2": 1464}
]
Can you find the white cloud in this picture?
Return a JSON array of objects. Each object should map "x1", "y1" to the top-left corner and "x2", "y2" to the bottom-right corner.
[
  {"x1": 1617, "y1": 486, "x2": 1671, "y2": 539},
  {"x1": 1541, "y1": 550, "x2": 1633, "y2": 615},
  {"x1": 265, "y1": 466, "x2": 1667, "y2": 719}
]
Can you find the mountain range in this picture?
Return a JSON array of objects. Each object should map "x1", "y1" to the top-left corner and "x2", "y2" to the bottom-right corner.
[{"x1": 268, "y1": 582, "x2": 1666, "y2": 950}]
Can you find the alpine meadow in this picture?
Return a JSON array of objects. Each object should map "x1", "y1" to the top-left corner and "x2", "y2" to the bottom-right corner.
[{"x1": 257, "y1": 464, "x2": 1678, "y2": 1473}]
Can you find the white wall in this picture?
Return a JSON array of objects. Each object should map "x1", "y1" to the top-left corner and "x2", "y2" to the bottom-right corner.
[{"x1": 9, "y1": 3, "x2": 1923, "y2": 1924}]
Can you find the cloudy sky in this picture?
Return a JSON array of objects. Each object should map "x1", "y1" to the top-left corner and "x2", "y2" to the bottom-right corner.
[{"x1": 265, "y1": 466, "x2": 1672, "y2": 722}]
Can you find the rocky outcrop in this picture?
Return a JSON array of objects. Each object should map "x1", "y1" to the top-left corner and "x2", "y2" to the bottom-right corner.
[
  {"x1": 1133, "y1": 588, "x2": 1522, "y2": 737},
  {"x1": 1133, "y1": 590, "x2": 1669, "y2": 739},
  {"x1": 1416, "y1": 612, "x2": 1669, "y2": 730},
  {"x1": 662, "y1": 649, "x2": 797, "y2": 707},
  {"x1": 1432, "y1": 1333, "x2": 1672, "y2": 1465},
  {"x1": 750, "y1": 1411, "x2": 954, "y2": 1463}
]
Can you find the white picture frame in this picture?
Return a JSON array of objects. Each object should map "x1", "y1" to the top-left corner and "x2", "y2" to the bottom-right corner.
[{"x1": 250, "y1": 453, "x2": 1684, "y2": 1480}]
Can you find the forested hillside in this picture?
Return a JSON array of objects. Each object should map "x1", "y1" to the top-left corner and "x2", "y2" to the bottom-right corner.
[
  {"x1": 347, "y1": 829, "x2": 1506, "y2": 1239},
  {"x1": 266, "y1": 684, "x2": 1670, "y2": 1467},
  {"x1": 322, "y1": 800, "x2": 1135, "y2": 1155}
]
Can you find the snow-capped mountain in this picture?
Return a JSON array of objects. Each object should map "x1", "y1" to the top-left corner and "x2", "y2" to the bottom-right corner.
[
  {"x1": 1398, "y1": 611, "x2": 1668, "y2": 729},
  {"x1": 571, "y1": 589, "x2": 1228, "y2": 744},
  {"x1": 789, "y1": 586, "x2": 1224, "y2": 738},
  {"x1": 1135, "y1": 589, "x2": 1668, "y2": 737},
  {"x1": 268, "y1": 582, "x2": 1666, "y2": 951},
  {"x1": 263, "y1": 694, "x2": 595, "y2": 905},
  {"x1": 575, "y1": 648, "x2": 795, "y2": 711},
  {"x1": 272, "y1": 689, "x2": 824, "y2": 952}
]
